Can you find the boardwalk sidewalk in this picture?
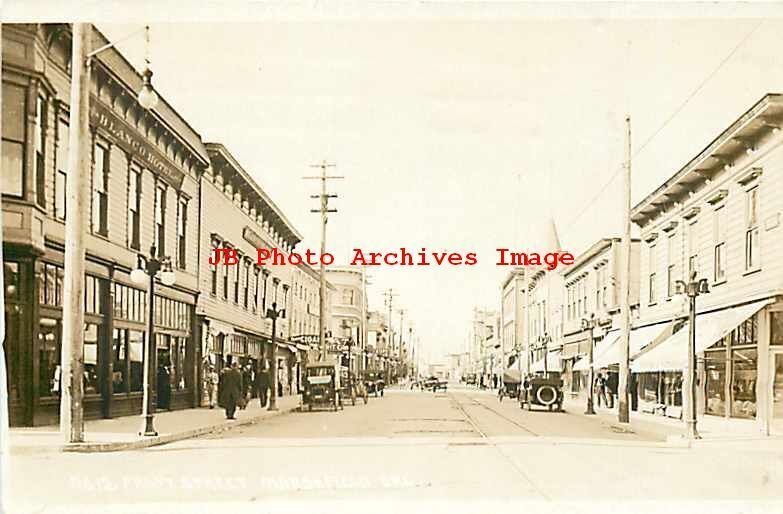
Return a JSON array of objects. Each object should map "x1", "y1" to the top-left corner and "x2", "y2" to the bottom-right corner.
[{"x1": 8, "y1": 394, "x2": 301, "y2": 454}]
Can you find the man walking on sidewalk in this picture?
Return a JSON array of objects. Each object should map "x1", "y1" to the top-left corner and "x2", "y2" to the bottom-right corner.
[
  {"x1": 255, "y1": 362, "x2": 270, "y2": 408},
  {"x1": 220, "y1": 361, "x2": 243, "y2": 420}
]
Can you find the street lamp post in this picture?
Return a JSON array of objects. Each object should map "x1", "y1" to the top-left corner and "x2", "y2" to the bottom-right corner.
[
  {"x1": 266, "y1": 278, "x2": 285, "y2": 411},
  {"x1": 581, "y1": 314, "x2": 597, "y2": 415},
  {"x1": 675, "y1": 271, "x2": 709, "y2": 440},
  {"x1": 130, "y1": 246, "x2": 175, "y2": 436},
  {"x1": 61, "y1": 23, "x2": 159, "y2": 443}
]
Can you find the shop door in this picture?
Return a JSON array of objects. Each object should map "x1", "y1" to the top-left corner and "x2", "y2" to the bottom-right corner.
[{"x1": 772, "y1": 351, "x2": 783, "y2": 434}]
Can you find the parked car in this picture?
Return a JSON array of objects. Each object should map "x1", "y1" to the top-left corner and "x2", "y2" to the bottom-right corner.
[
  {"x1": 465, "y1": 373, "x2": 477, "y2": 385},
  {"x1": 302, "y1": 360, "x2": 341, "y2": 412},
  {"x1": 362, "y1": 371, "x2": 385, "y2": 397},
  {"x1": 519, "y1": 373, "x2": 564, "y2": 412}
]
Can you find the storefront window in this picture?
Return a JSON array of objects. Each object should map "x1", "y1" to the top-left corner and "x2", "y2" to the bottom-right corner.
[
  {"x1": 704, "y1": 351, "x2": 725, "y2": 416},
  {"x1": 38, "y1": 318, "x2": 61, "y2": 398},
  {"x1": 112, "y1": 329, "x2": 128, "y2": 394},
  {"x1": 129, "y1": 331, "x2": 144, "y2": 392},
  {"x1": 731, "y1": 348, "x2": 757, "y2": 419},
  {"x1": 771, "y1": 312, "x2": 783, "y2": 346},
  {"x1": 84, "y1": 323, "x2": 99, "y2": 394}
]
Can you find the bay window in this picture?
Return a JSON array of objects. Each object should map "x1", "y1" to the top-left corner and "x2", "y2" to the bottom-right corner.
[{"x1": 2, "y1": 82, "x2": 26, "y2": 197}]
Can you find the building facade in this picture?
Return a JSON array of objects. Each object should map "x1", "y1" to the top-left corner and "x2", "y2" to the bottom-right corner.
[
  {"x1": 2, "y1": 24, "x2": 209, "y2": 425},
  {"x1": 289, "y1": 262, "x2": 336, "y2": 364},
  {"x1": 630, "y1": 93, "x2": 783, "y2": 434},
  {"x1": 324, "y1": 266, "x2": 368, "y2": 377},
  {"x1": 500, "y1": 268, "x2": 526, "y2": 377},
  {"x1": 561, "y1": 238, "x2": 642, "y2": 393},
  {"x1": 198, "y1": 143, "x2": 302, "y2": 400}
]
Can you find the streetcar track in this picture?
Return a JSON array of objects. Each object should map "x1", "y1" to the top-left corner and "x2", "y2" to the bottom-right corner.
[
  {"x1": 448, "y1": 391, "x2": 551, "y2": 501},
  {"x1": 453, "y1": 391, "x2": 541, "y2": 437}
]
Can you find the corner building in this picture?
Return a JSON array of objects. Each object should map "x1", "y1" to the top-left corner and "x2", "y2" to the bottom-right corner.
[{"x1": 2, "y1": 24, "x2": 208, "y2": 425}]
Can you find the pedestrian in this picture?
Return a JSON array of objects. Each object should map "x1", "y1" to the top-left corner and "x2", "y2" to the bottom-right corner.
[
  {"x1": 241, "y1": 365, "x2": 252, "y2": 409},
  {"x1": 630, "y1": 373, "x2": 639, "y2": 412},
  {"x1": 220, "y1": 361, "x2": 243, "y2": 420},
  {"x1": 206, "y1": 365, "x2": 219, "y2": 409},
  {"x1": 492, "y1": 374, "x2": 498, "y2": 390},
  {"x1": 156, "y1": 364, "x2": 171, "y2": 410},
  {"x1": 606, "y1": 372, "x2": 618, "y2": 409},
  {"x1": 595, "y1": 373, "x2": 605, "y2": 408},
  {"x1": 255, "y1": 363, "x2": 270, "y2": 408}
]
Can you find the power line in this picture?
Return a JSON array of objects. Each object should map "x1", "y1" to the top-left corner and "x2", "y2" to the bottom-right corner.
[{"x1": 563, "y1": 19, "x2": 764, "y2": 231}]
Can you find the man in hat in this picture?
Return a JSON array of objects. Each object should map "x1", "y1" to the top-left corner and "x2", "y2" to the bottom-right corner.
[{"x1": 220, "y1": 361, "x2": 243, "y2": 420}]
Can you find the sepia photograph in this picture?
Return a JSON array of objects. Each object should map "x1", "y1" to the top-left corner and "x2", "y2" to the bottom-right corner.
[{"x1": 1, "y1": 2, "x2": 783, "y2": 513}]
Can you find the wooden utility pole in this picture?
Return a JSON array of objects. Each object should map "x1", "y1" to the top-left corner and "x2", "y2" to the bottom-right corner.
[
  {"x1": 384, "y1": 289, "x2": 397, "y2": 378},
  {"x1": 399, "y1": 309, "x2": 405, "y2": 378},
  {"x1": 60, "y1": 23, "x2": 91, "y2": 443},
  {"x1": 618, "y1": 115, "x2": 632, "y2": 424},
  {"x1": 304, "y1": 161, "x2": 342, "y2": 362}
]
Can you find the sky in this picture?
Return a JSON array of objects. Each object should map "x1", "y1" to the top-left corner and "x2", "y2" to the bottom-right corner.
[{"x1": 76, "y1": 3, "x2": 783, "y2": 365}]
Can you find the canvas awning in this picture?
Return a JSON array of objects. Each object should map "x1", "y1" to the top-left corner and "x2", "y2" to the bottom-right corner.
[
  {"x1": 530, "y1": 351, "x2": 562, "y2": 372},
  {"x1": 573, "y1": 322, "x2": 671, "y2": 372},
  {"x1": 631, "y1": 299, "x2": 772, "y2": 373}
]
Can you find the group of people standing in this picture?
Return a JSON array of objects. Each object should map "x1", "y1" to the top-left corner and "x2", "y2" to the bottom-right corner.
[
  {"x1": 593, "y1": 372, "x2": 618, "y2": 408},
  {"x1": 204, "y1": 361, "x2": 275, "y2": 420}
]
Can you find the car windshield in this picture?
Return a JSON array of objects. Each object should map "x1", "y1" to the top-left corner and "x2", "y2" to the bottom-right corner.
[{"x1": 307, "y1": 367, "x2": 333, "y2": 377}]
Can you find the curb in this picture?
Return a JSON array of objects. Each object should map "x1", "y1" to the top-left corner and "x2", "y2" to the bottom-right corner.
[{"x1": 60, "y1": 404, "x2": 300, "y2": 453}]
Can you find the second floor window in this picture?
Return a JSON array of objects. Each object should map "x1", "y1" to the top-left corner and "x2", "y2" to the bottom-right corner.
[
  {"x1": 648, "y1": 243, "x2": 657, "y2": 303},
  {"x1": 128, "y1": 165, "x2": 142, "y2": 250},
  {"x1": 666, "y1": 232, "x2": 677, "y2": 298},
  {"x1": 92, "y1": 143, "x2": 109, "y2": 236},
  {"x1": 155, "y1": 185, "x2": 167, "y2": 253},
  {"x1": 210, "y1": 239, "x2": 219, "y2": 295},
  {"x1": 745, "y1": 187, "x2": 759, "y2": 271},
  {"x1": 233, "y1": 255, "x2": 241, "y2": 303},
  {"x1": 55, "y1": 119, "x2": 69, "y2": 220},
  {"x1": 2, "y1": 82, "x2": 25, "y2": 198},
  {"x1": 243, "y1": 259, "x2": 251, "y2": 309},
  {"x1": 34, "y1": 95, "x2": 47, "y2": 208},
  {"x1": 177, "y1": 196, "x2": 188, "y2": 269},
  {"x1": 687, "y1": 220, "x2": 698, "y2": 276},
  {"x1": 253, "y1": 267, "x2": 261, "y2": 312},
  {"x1": 714, "y1": 206, "x2": 727, "y2": 282},
  {"x1": 222, "y1": 248, "x2": 230, "y2": 300}
]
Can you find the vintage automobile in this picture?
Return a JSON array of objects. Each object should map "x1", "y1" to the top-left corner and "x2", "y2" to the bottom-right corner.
[
  {"x1": 519, "y1": 372, "x2": 565, "y2": 412},
  {"x1": 465, "y1": 373, "x2": 477, "y2": 386},
  {"x1": 423, "y1": 376, "x2": 447, "y2": 392},
  {"x1": 362, "y1": 371, "x2": 385, "y2": 397},
  {"x1": 302, "y1": 360, "x2": 342, "y2": 412},
  {"x1": 498, "y1": 369, "x2": 521, "y2": 402},
  {"x1": 338, "y1": 367, "x2": 368, "y2": 407}
]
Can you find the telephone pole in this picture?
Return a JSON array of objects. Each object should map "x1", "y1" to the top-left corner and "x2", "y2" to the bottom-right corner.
[
  {"x1": 618, "y1": 115, "x2": 632, "y2": 424},
  {"x1": 304, "y1": 161, "x2": 342, "y2": 362},
  {"x1": 61, "y1": 23, "x2": 91, "y2": 443},
  {"x1": 384, "y1": 289, "x2": 397, "y2": 379},
  {"x1": 398, "y1": 309, "x2": 406, "y2": 380}
]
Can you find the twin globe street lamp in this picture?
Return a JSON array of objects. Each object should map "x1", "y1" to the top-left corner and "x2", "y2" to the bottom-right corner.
[
  {"x1": 265, "y1": 280, "x2": 287, "y2": 412},
  {"x1": 130, "y1": 246, "x2": 175, "y2": 436},
  {"x1": 675, "y1": 271, "x2": 710, "y2": 440}
]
